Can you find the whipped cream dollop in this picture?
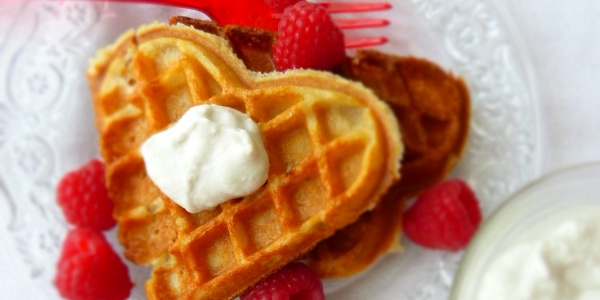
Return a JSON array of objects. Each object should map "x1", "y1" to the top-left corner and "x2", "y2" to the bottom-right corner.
[
  {"x1": 140, "y1": 104, "x2": 269, "y2": 213},
  {"x1": 479, "y1": 209, "x2": 600, "y2": 300}
]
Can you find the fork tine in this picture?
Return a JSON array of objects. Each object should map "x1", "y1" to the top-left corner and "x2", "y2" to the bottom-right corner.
[
  {"x1": 334, "y1": 18, "x2": 389, "y2": 29},
  {"x1": 320, "y1": 2, "x2": 392, "y2": 13},
  {"x1": 345, "y1": 36, "x2": 388, "y2": 49},
  {"x1": 326, "y1": 2, "x2": 391, "y2": 47}
]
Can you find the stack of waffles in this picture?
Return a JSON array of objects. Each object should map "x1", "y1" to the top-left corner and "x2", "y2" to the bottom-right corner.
[
  {"x1": 171, "y1": 17, "x2": 470, "y2": 278},
  {"x1": 87, "y1": 22, "x2": 405, "y2": 299}
]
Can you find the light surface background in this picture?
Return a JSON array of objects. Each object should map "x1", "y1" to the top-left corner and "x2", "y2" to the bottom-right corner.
[
  {"x1": 508, "y1": 0, "x2": 600, "y2": 173},
  {"x1": 1, "y1": 0, "x2": 599, "y2": 298}
]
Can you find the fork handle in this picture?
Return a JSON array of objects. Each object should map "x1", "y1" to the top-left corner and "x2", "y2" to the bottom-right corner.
[{"x1": 103, "y1": 0, "x2": 280, "y2": 31}]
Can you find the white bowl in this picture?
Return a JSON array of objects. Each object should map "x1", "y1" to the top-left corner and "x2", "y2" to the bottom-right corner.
[{"x1": 451, "y1": 162, "x2": 600, "y2": 299}]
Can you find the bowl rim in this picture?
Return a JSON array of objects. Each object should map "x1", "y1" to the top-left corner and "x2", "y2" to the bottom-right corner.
[{"x1": 450, "y1": 161, "x2": 600, "y2": 299}]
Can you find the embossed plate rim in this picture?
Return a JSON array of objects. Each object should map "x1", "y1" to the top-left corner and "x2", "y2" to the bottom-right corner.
[{"x1": 0, "y1": 0, "x2": 540, "y2": 299}]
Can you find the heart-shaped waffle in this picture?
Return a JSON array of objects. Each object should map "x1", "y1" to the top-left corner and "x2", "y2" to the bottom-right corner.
[
  {"x1": 87, "y1": 23, "x2": 402, "y2": 300},
  {"x1": 169, "y1": 18, "x2": 471, "y2": 278}
]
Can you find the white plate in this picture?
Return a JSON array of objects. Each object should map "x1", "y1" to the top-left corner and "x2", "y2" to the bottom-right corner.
[{"x1": 0, "y1": 0, "x2": 540, "y2": 299}]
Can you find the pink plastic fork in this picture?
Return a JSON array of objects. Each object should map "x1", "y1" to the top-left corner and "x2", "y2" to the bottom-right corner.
[{"x1": 103, "y1": 0, "x2": 391, "y2": 48}]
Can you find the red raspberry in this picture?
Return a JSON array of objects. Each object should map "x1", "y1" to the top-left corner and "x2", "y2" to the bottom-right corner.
[
  {"x1": 55, "y1": 228, "x2": 133, "y2": 300},
  {"x1": 273, "y1": 1, "x2": 346, "y2": 71},
  {"x1": 402, "y1": 179, "x2": 482, "y2": 251},
  {"x1": 264, "y1": 0, "x2": 303, "y2": 13},
  {"x1": 57, "y1": 159, "x2": 116, "y2": 230},
  {"x1": 241, "y1": 262, "x2": 325, "y2": 300}
]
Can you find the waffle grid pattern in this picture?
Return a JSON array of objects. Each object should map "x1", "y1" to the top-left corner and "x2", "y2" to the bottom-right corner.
[
  {"x1": 166, "y1": 17, "x2": 471, "y2": 279},
  {"x1": 88, "y1": 23, "x2": 401, "y2": 299}
]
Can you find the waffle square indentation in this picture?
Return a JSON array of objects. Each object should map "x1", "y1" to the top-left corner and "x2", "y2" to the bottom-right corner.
[
  {"x1": 107, "y1": 153, "x2": 160, "y2": 217},
  {"x1": 101, "y1": 110, "x2": 147, "y2": 163},
  {"x1": 143, "y1": 65, "x2": 194, "y2": 132},
  {"x1": 232, "y1": 195, "x2": 282, "y2": 255},
  {"x1": 262, "y1": 109, "x2": 313, "y2": 175},
  {"x1": 184, "y1": 222, "x2": 237, "y2": 280},
  {"x1": 170, "y1": 203, "x2": 223, "y2": 231},
  {"x1": 323, "y1": 138, "x2": 367, "y2": 196},
  {"x1": 117, "y1": 200, "x2": 176, "y2": 264},
  {"x1": 280, "y1": 163, "x2": 327, "y2": 223},
  {"x1": 99, "y1": 86, "x2": 127, "y2": 116},
  {"x1": 314, "y1": 102, "x2": 366, "y2": 142},
  {"x1": 183, "y1": 57, "x2": 224, "y2": 103}
]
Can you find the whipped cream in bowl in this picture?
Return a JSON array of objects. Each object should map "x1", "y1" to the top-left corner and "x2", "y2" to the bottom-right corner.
[
  {"x1": 451, "y1": 162, "x2": 600, "y2": 300},
  {"x1": 140, "y1": 104, "x2": 269, "y2": 213}
]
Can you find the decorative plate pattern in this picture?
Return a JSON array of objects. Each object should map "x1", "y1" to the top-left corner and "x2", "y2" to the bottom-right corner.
[{"x1": 0, "y1": 0, "x2": 538, "y2": 299}]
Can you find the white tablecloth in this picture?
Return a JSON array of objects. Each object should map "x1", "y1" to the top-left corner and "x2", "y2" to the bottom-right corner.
[{"x1": 507, "y1": 0, "x2": 600, "y2": 173}]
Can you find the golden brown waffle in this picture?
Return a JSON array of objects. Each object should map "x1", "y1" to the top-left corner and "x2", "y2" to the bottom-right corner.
[
  {"x1": 170, "y1": 17, "x2": 470, "y2": 278},
  {"x1": 308, "y1": 52, "x2": 470, "y2": 277},
  {"x1": 87, "y1": 23, "x2": 402, "y2": 299},
  {"x1": 168, "y1": 17, "x2": 278, "y2": 74}
]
